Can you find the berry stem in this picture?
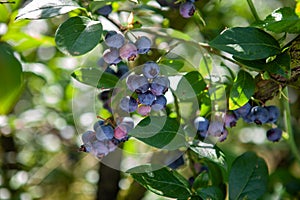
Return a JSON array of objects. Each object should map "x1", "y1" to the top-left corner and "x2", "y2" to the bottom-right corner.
[
  {"x1": 246, "y1": 0, "x2": 261, "y2": 22},
  {"x1": 283, "y1": 87, "x2": 300, "y2": 164}
]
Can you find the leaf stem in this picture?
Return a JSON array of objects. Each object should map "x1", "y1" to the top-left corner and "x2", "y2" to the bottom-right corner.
[
  {"x1": 172, "y1": 91, "x2": 181, "y2": 123},
  {"x1": 283, "y1": 87, "x2": 300, "y2": 164},
  {"x1": 246, "y1": 0, "x2": 261, "y2": 22}
]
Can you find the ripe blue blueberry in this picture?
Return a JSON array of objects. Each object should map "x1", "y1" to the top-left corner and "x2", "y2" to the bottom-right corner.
[
  {"x1": 126, "y1": 74, "x2": 150, "y2": 93},
  {"x1": 143, "y1": 61, "x2": 160, "y2": 79},
  {"x1": 224, "y1": 112, "x2": 237, "y2": 128},
  {"x1": 95, "y1": 124, "x2": 114, "y2": 141},
  {"x1": 194, "y1": 116, "x2": 209, "y2": 133},
  {"x1": 93, "y1": 120, "x2": 105, "y2": 131},
  {"x1": 179, "y1": 1, "x2": 195, "y2": 18},
  {"x1": 248, "y1": 106, "x2": 270, "y2": 125},
  {"x1": 266, "y1": 128, "x2": 282, "y2": 142},
  {"x1": 232, "y1": 102, "x2": 252, "y2": 119},
  {"x1": 103, "y1": 48, "x2": 121, "y2": 64},
  {"x1": 135, "y1": 36, "x2": 152, "y2": 54},
  {"x1": 138, "y1": 91, "x2": 156, "y2": 106},
  {"x1": 105, "y1": 31, "x2": 125, "y2": 49},
  {"x1": 96, "y1": 5, "x2": 112, "y2": 16},
  {"x1": 208, "y1": 121, "x2": 224, "y2": 137},
  {"x1": 152, "y1": 95, "x2": 167, "y2": 111},
  {"x1": 119, "y1": 43, "x2": 138, "y2": 61},
  {"x1": 266, "y1": 105, "x2": 280, "y2": 123},
  {"x1": 119, "y1": 96, "x2": 138, "y2": 113},
  {"x1": 150, "y1": 76, "x2": 170, "y2": 95},
  {"x1": 82, "y1": 130, "x2": 96, "y2": 144}
]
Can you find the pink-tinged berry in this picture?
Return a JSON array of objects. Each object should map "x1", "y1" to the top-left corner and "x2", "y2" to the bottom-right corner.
[
  {"x1": 114, "y1": 125, "x2": 128, "y2": 140},
  {"x1": 137, "y1": 105, "x2": 152, "y2": 116},
  {"x1": 119, "y1": 43, "x2": 138, "y2": 61}
]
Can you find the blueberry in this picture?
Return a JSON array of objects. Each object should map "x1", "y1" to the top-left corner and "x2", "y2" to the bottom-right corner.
[
  {"x1": 114, "y1": 124, "x2": 128, "y2": 140},
  {"x1": 105, "y1": 31, "x2": 125, "y2": 49},
  {"x1": 95, "y1": 124, "x2": 114, "y2": 141},
  {"x1": 194, "y1": 116, "x2": 209, "y2": 133},
  {"x1": 232, "y1": 102, "x2": 252, "y2": 119},
  {"x1": 168, "y1": 155, "x2": 184, "y2": 169},
  {"x1": 219, "y1": 129, "x2": 228, "y2": 142},
  {"x1": 119, "y1": 96, "x2": 138, "y2": 113},
  {"x1": 126, "y1": 74, "x2": 150, "y2": 93},
  {"x1": 150, "y1": 76, "x2": 170, "y2": 95},
  {"x1": 152, "y1": 95, "x2": 167, "y2": 111},
  {"x1": 224, "y1": 112, "x2": 238, "y2": 128},
  {"x1": 104, "y1": 66, "x2": 116, "y2": 75},
  {"x1": 266, "y1": 105, "x2": 280, "y2": 123},
  {"x1": 143, "y1": 61, "x2": 160, "y2": 79},
  {"x1": 103, "y1": 48, "x2": 121, "y2": 64},
  {"x1": 118, "y1": 117, "x2": 134, "y2": 131},
  {"x1": 138, "y1": 91, "x2": 156, "y2": 105},
  {"x1": 91, "y1": 140, "x2": 111, "y2": 158},
  {"x1": 81, "y1": 130, "x2": 96, "y2": 144},
  {"x1": 179, "y1": 1, "x2": 195, "y2": 18},
  {"x1": 137, "y1": 105, "x2": 152, "y2": 116},
  {"x1": 119, "y1": 43, "x2": 138, "y2": 61},
  {"x1": 135, "y1": 36, "x2": 152, "y2": 54},
  {"x1": 98, "y1": 90, "x2": 111, "y2": 102},
  {"x1": 266, "y1": 128, "x2": 282, "y2": 142},
  {"x1": 93, "y1": 120, "x2": 105, "y2": 131},
  {"x1": 116, "y1": 64, "x2": 129, "y2": 78},
  {"x1": 96, "y1": 5, "x2": 112, "y2": 16},
  {"x1": 207, "y1": 121, "x2": 224, "y2": 137},
  {"x1": 248, "y1": 106, "x2": 270, "y2": 125}
]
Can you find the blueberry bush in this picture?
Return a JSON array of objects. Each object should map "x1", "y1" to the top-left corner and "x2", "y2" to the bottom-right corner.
[{"x1": 1, "y1": 0, "x2": 300, "y2": 199}]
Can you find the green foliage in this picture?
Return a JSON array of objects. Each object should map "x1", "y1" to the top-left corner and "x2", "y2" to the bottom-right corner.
[
  {"x1": 229, "y1": 152, "x2": 269, "y2": 200},
  {"x1": 55, "y1": 16, "x2": 103, "y2": 56}
]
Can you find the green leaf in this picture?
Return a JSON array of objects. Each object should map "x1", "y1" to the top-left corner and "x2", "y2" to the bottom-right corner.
[
  {"x1": 129, "y1": 116, "x2": 186, "y2": 150},
  {"x1": 55, "y1": 16, "x2": 103, "y2": 56},
  {"x1": 234, "y1": 52, "x2": 291, "y2": 78},
  {"x1": 159, "y1": 59, "x2": 184, "y2": 74},
  {"x1": 176, "y1": 71, "x2": 206, "y2": 100},
  {"x1": 189, "y1": 140, "x2": 227, "y2": 170},
  {"x1": 16, "y1": 0, "x2": 81, "y2": 20},
  {"x1": 256, "y1": 7, "x2": 300, "y2": 33},
  {"x1": 229, "y1": 70, "x2": 255, "y2": 110},
  {"x1": 196, "y1": 186, "x2": 225, "y2": 200},
  {"x1": 229, "y1": 152, "x2": 268, "y2": 200},
  {"x1": 71, "y1": 67, "x2": 119, "y2": 89},
  {"x1": 0, "y1": 42, "x2": 23, "y2": 114},
  {"x1": 209, "y1": 27, "x2": 281, "y2": 60},
  {"x1": 127, "y1": 165, "x2": 192, "y2": 199}
]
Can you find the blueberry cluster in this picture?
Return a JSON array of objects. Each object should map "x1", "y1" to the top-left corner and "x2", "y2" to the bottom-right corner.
[
  {"x1": 119, "y1": 62, "x2": 169, "y2": 116},
  {"x1": 103, "y1": 31, "x2": 152, "y2": 65},
  {"x1": 194, "y1": 102, "x2": 282, "y2": 142},
  {"x1": 179, "y1": 0, "x2": 196, "y2": 18},
  {"x1": 80, "y1": 117, "x2": 134, "y2": 158}
]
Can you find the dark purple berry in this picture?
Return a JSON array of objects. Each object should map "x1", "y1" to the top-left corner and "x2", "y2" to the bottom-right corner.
[
  {"x1": 194, "y1": 116, "x2": 209, "y2": 133},
  {"x1": 119, "y1": 43, "x2": 138, "y2": 61},
  {"x1": 135, "y1": 36, "x2": 152, "y2": 54},
  {"x1": 119, "y1": 96, "x2": 138, "y2": 113},
  {"x1": 103, "y1": 48, "x2": 121, "y2": 64},
  {"x1": 126, "y1": 74, "x2": 150, "y2": 93},
  {"x1": 266, "y1": 105, "x2": 280, "y2": 123},
  {"x1": 232, "y1": 102, "x2": 252, "y2": 119},
  {"x1": 143, "y1": 61, "x2": 160, "y2": 79},
  {"x1": 105, "y1": 31, "x2": 125, "y2": 49},
  {"x1": 266, "y1": 128, "x2": 282, "y2": 142},
  {"x1": 138, "y1": 91, "x2": 156, "y2": 105},
  {"x1": 152, "y1": 95, "x2": 167, "y2": 111},
  {"x1": 179, "y1": 1, "x2": 195, "y2": 18},
  {"x1": 150, "y1": 76, "x2": 170, "y2": 95},
  {"x1": 98, "y1": 90, "x2": 111, "y2": 102},
  {"x1": 96, "y1": 5, "x2": 112, "y2": 16},
  {"x1": 168, "y1": 155, "x2": 184, "y2": 169},
  {"x1": 248, "y1": 106, "x2": 270, "y2": 125}
]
